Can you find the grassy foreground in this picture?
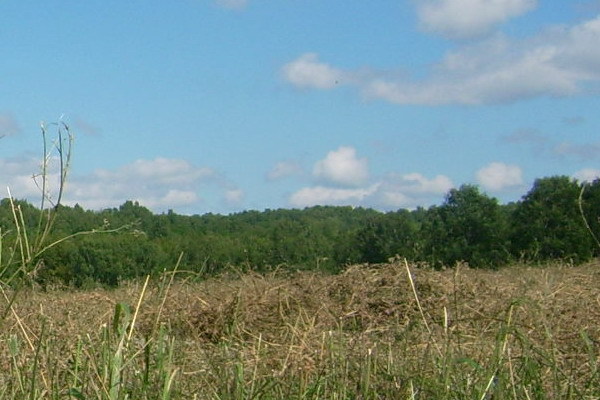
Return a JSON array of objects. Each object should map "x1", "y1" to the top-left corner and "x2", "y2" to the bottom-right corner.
[{"x1": 0, "y1": 260, "x2": 599, "y2": 399}]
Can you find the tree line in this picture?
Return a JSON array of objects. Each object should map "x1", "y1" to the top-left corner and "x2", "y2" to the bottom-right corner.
[{"x1": 1, "y1": 175, "x2": 598, "y2": 287}]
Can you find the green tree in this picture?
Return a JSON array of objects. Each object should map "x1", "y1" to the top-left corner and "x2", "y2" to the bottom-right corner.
[
  {"x1": 355, "y1": 210, "x2": 419, "y2": 263},
  {"x1": 421, "y1": 185, "x2": 509, "y2": 268},
  {"x1": 510, "y1": 176, "x2": 594, "y2": 263}
]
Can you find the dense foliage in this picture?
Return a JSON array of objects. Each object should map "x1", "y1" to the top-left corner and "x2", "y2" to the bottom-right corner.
[{"x1": 1, "y1": 176, "x2": 598, "y2": 286}]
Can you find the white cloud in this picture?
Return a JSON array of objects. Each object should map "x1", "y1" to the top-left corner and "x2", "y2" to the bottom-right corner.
[
  {"x1": 282, "y1": 53, "x2": 345, "y2": 90},
  {"x1": 0, "y1": 155, "x2": 64, "y2": 203},
  {"x1": 112, "y1": 189, "x2": 200, "y2": 211},
  {"x1": 476, "y1": 162, "x2": 523, "y2": 191},
  {"x1": 282, "y1": 14, "x2": 600, "y2": 105},
  {"x1": 290, "y1": 146, "x2": 456, "y2": 209},
  {"x1": 224, "y1": 188, "x2": 244, "y2": 205},
  {"x1": 313, "y1": 146, "x2": 369, "y2": 187},
  {"x1": 289, "y1": 172, "x2": 453, "y2": 210},
  {"x1": 373, "y1": 173, "x2": 454, "y2": 208},
  {"x1": 0, "y1": 155, "x2": 223, "y2": 212},
  {"x1": 417, "y1": 0, "x2": 537, "y2": 39},
  {"x1": 125, "y1": 157, "x2": 214, "y2": 184},
  {"x1": 573, "y1": 168, "x2": 600, "y2": 182},
  {"x1": 0, "y1": 155, "x2": 39, "y2": 177},
  {"x1": 0, "y1": 113, "x2": 21, "y2": 137},
  {"x1": 66, "y1": 158, "x2": 216, "y2": 210},
  {"x1": 393, "y1": 172, "x2": 454, "y2": 194},
  {"x1": 267, "y1": 161, "x2": 303, "y2": 180},
  {"x1": 1, "y1": 152, "x2": 454, "y2": 212},
  {"x1": 289, "y1": 185, "x2": 378, "y2": 208},
  {"x1": 161, "y1": 190, "x2": 199, "y2": 206}
]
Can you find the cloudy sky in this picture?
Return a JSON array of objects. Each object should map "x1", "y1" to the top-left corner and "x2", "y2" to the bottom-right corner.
[{"x1": 1, "y1": 1, "x2": 599, "y2": 214}]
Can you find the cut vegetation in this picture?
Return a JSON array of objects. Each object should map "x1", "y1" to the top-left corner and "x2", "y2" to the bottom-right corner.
[{"x1": 1, "y1": 260, "x2": 598, "y2": 399}]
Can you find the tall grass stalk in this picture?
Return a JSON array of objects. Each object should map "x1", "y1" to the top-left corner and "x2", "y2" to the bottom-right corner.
[
  {"x1": 1, "y1": 120, "x2": 130, "y2": 287},
  {"x1": 0, "y1": 119, "x2": 165, "y2": 399},
  {"x1": 578, "y1": 183, "x2": 600, "y2": 250}
]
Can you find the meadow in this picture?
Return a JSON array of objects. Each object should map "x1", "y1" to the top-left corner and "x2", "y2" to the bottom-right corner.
[{"x1": 0, "y1": 259, "x2": 598, "y2": 399}]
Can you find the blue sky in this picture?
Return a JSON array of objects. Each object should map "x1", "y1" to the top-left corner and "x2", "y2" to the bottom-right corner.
[{"x1": 1, "y1": 0, "x2": 599, "y2": 214}]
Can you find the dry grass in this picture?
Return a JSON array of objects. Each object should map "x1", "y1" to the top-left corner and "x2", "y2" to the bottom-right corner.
[{"x1": 1, "y1": 260, "x2": 599, "y2": 399}]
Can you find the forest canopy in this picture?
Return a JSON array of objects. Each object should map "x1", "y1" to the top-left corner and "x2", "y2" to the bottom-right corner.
[{"x1": 1, "y1": 175, "x2": 598, "y2": 287}]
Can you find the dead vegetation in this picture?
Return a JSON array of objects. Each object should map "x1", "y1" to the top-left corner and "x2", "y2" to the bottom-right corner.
[{"x1": 1, "y1": 260, "x2": 599, "y2": 398}]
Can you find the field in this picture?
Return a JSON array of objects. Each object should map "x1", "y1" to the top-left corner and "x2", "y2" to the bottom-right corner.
[{"x1": 0, "y1": 260, "x2": 599, "y2": 399}]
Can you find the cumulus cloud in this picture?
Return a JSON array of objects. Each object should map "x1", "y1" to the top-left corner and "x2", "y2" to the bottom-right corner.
[
  {"x1": 0, "y1": 113, "x2": 21, "y2": 137},
  {"x1": 373, "y1": 173, "x2": 454, "y2": 208},
  {"x1": 313, "y1": 146, "x2": 369, "y2": 187},
  {"x1": 416, "y1": 0, "x2": 537, "y2": 39},
  {"x1": 0, "y1": 155, "x2": 46, "y2": 199},
  {"x1": 100, "y1": 157, "x2": 214, "y2": 185},
  {"x1": 224, "y1": 188, "x2": 244, "y2": 205},
  {"x1": 267, "y1": 161, "x2": 303, "y2": 180},
  {"x1": 0, "y1": 155, "x2": 39, "y2": 178},
  {"x1": 573, "y1": 168, "x2": 600, "y2": 182},
  {"x1": 0, "y1": 155, "x2": 225, "y2": 212},
  {"x1": 476, "y1": 162, "x2": 523, "y2": 191},
  {"x1": 65, "y1": 158, "x2": 215, "y2": 210},
  {"x1": 289, "y1": 170, "x2": 453, "y2": 210},
  {"x1": 282, "y1": 53, "x2": 345, "y2": 90},
  {"x1": 392, "y1": 172, "x2": 454, "y2": 194},
  {"x1": 289, "y1": 185, "x2": 378, "y2": 208},
  {"x1": 160, "y1": 190, "x2": 199, "y2": 206},
  {"x1": 282, "y1": 14, "x2": 600, "y2": 105},
  {"x1": 0, "y1": 155, "x2": 79, "y2": 208}
]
